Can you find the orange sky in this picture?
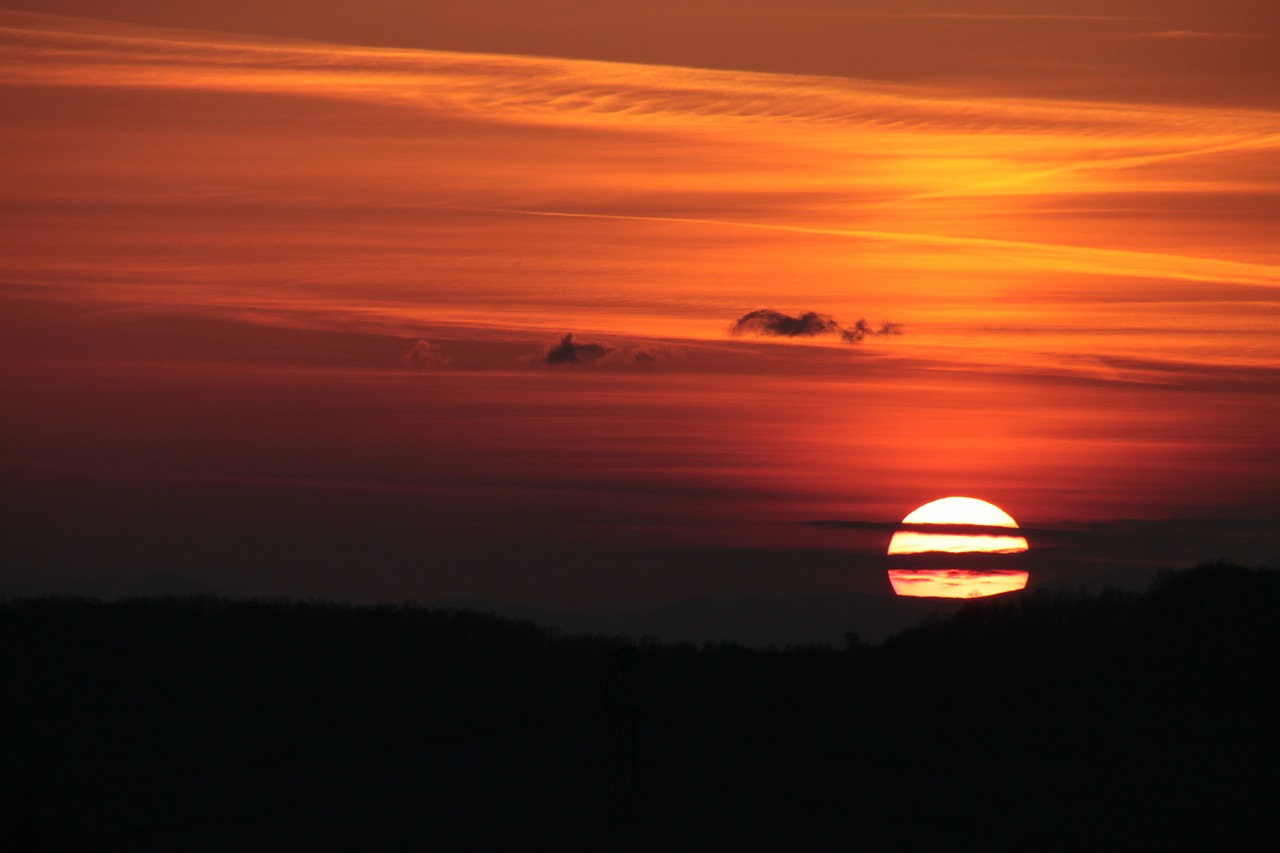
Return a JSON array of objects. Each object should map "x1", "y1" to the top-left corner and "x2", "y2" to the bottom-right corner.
[{"x1": 2, "y1": 3, "x2": 1277, "y2": 635}]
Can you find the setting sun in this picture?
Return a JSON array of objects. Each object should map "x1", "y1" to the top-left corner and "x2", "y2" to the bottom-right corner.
[
  {"x1": 887, "y1": 497, "x2": 1030, "y2": 599},
  {"x1": 901, "y1": 497, "x2": 1020, "y2": 528}
]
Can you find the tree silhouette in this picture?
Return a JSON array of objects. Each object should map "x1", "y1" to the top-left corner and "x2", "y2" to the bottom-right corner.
[{"x1": 2, "y1": 562, "x2": 1276, "y2": 849}]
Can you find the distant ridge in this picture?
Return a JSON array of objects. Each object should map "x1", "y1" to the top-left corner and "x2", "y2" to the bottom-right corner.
[
  {"x1": 432, "y1": 591, "x2": 965, "y2": 645},
  {"x1": 3, "y1": 563, "x2": 1277, "y2": 848}
]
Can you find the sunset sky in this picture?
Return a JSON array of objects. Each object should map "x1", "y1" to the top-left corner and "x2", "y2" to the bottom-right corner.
[{"x1": 3, "y1": 1, "x2": 1277, "y2": 641}]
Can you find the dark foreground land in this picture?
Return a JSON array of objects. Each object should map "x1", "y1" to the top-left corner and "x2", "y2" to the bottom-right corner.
[{"x1": 3, "y1": 563, "x2": 1277, "y2": 850}]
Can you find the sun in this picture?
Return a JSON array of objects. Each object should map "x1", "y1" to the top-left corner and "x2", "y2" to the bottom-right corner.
[
  {"x1": 888, "y1": 497, "x2": 1029, "y2": 556},
  {"x1": 901, "y1": 496, "x2": 1019, "y2": 528},
  {"x1": 887, "y1": 496, "x2": 1030, "y2": 599}
]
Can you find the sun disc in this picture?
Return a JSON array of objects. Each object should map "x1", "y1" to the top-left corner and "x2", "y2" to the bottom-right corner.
[
  {"x1": 887, "y1": 531, "x2": 1029, "y2": 555},
  {"x1": 886, "y1": 496, "x2": 1030, "y2": 598},
  {"x1": 901, "y1": 496, "x2": 1019, "y2": 528},
  {"x1": 888, "y1": 569, "x2": 1029, "y2": 599}
]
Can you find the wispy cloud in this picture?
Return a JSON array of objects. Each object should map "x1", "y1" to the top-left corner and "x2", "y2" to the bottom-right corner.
[
  {"x1": 832, "y1": 13, "x2": 1152, "y2": 22},
  {"x1": 4, "y1": 10, "x2": 1273, "y2": 140},
  {"x1": 3, "y1": 10, "x2": 1278, "y2": 385},
  {"x1": 1129, "y1": 30, "x2": 1261, "y2": 40},
  {"x1": 676, "y1": 6, "x2": 1151, "y2": 23},
  {"x1": 453, "y1": 206, "x2": 1280, "y2": 290},
  {"x1": 401, "y1": 339, "x2": 451, "y2": 370}
]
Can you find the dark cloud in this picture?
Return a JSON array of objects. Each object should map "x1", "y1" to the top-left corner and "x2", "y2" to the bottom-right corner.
[
  {"x1": 842, "y1": 319, "x2": 903, "y2": 343},
  {"x1": 628, "y1": 345, "x2": 681, "y2": 366},
  {"x1": 543, "y1": 333, "x2": 612, "y2": 365},
  {"x1": 401, "y1": 339, "x2": 451, "y2": 370},
  {"x1": 731, "y1": 309, "x2": 903, "y2": 344},
  {"x1": 731, "y1": 309, "x2": 841, "y2": 338}
]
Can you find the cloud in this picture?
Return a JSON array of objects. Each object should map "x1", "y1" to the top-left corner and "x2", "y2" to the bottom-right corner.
[
  {"x1": 1128, "y1": 30, "x2": 1258, "y2": 40},
  {"x1": 831, "y1": 12, "x2": 1151, "y2": 22},
  {"x1": 628, "y1": 345, "x2": 682, "y2": 366},
  {"x1": 543, "y1": 333, "x2": 612, "y2": 365},
  {"x1": 730, "y1": 309, "x2": 903, "y2": 344},
  {"x1": 731, "y1": 309, "x2": 842, "y2": 338},
  {"x1": 842, "y1": 319, "x2": 904, "y2": 343},
  {"x1": 401, "y1": 339, "x2": 451, "y2": 370},
  {"x1": 15, "y1": 11, "x2": 1268, "y2": 145}
]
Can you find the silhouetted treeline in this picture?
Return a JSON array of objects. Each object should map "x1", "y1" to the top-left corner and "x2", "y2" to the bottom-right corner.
[{"x1": 3, "y1": 563, "x2": 1277, "y2": 850}]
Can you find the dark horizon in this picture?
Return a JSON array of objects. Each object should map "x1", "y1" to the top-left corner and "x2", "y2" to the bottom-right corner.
[
  {"x1": 4, "y1": 562, "x2": 1277, "y2": 849},
  {"x1": 5, "y1": 452, "x2": 1275, "y2": 645}
]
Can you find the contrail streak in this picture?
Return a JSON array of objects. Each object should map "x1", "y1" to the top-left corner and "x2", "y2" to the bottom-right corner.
[{"x1": 437, "y1": 205, "x2": 1280, "y2": 288}]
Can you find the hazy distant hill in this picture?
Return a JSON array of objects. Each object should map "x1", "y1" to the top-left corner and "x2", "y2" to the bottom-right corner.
[
  {"x1": 433, "y1": 591, "x2": 967, "y2": 646},
  {"x1": 3, "y1": 563, "x2": 1276, "y2": 850}
]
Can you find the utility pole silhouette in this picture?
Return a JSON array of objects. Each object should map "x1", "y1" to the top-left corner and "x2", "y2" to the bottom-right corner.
[{"x1": 606, "y1": 647, "x2": 638, "y2": 852}]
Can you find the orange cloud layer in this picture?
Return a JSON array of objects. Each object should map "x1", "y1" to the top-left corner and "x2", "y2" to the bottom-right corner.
[{"x1": 2, "y1": 11, "x2": 1279, "y2": 538}]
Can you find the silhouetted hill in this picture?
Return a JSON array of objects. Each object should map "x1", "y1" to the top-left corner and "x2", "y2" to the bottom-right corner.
[
  {"x1": 435, "y1": 591, "x2": 964, "y2": 646},
  {"x1": 3, "y1": 563, "x2": 1277, "y2": 850}
]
